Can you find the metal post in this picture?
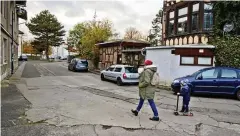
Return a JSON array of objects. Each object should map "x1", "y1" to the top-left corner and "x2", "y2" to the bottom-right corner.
[
  {"x1": 11, "y1": 10, "x2": 14, "y2": 74},
  {"x1": 21, "y1": 36, "x2": 23, "y2": 55},
  {"x1": 68, "y1": 44, "x2": 70, "y2": 56},
  {"x1": 57, "y1": 46, "x2": 59, "y2": 57}
]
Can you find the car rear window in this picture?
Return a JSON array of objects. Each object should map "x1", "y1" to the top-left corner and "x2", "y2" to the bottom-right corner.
[
  {"x1": 125, "y1": 67, "x2": 138, "y2": 73},
  {"x1": 77, "y1": 60, "x2": 88, "y2": 64}
]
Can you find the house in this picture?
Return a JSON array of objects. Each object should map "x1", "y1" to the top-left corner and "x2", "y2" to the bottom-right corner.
[
  {"x1": 18, "y1": 30, "x2": 24, "y2": 57},
  {"x1": 145, "y1": 45, "x2": 215, "y2": 86},
  {"x1": 96, "y1": 39, "x2": 150, "y2": 70},
  {"x1": 145, "y1": 0, "x2": 215, "y2": 85},
  {"x1": 50, "y1": 43, "x2": 78, "y2": 59},
  {"x1": 1, "y1": 0, "x2": 27, "y2": 80},
  {"x1": 162, "y1": 0, "x2": 213, "y2": 46},
  {"x1": 51, "y1": 43, "x2": 69, "y2": 59}
]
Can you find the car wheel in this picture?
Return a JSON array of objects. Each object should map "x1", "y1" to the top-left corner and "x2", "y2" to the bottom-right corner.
[
  {"x1": 236, "y1": 89, "x2": 240, "y2": 100},
  {"x1": 73, "y1": 67, "x2": 76, "y2": 72},
  {"x1": 117, "y1": 78, "x2": 123, "y2": 86},
  {"x1": 101, "y1": 74, "x2": 105, "y2": 81}
]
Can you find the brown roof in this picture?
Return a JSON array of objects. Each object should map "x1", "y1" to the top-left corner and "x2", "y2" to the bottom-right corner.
[{"x1": 95, "y1": 39, "x2": 150, "y2": 46}]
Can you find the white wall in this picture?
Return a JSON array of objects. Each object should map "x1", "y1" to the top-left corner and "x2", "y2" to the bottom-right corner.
[
  {"x1": 146, "y1": 48, "x2": 212, "y2": 86},
  {"x1": 18, "y1": 37, "x2": 22, "y2": 57},
  {"x1": 51, "y1": 44, "x2": 69, "y2": 58}
]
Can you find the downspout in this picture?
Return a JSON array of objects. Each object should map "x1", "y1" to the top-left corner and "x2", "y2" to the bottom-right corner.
[{"x1": 11, "y1": 8, "x2": 14, "y2": 74}]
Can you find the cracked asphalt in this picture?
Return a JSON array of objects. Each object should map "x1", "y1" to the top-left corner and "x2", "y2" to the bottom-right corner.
[{"x1": 2, "y1": 61, "x2": 240, "y2": 136}]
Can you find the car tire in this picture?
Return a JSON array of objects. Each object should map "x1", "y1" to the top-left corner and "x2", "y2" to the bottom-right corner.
[
  {"x1": 236, "y1": 89, "x2": 240, "y2": 100},
  {"x1": 117, "y1": 78, "x2": 123, "y2": 86},
  {"x1": 73, "y1": 67, "x2": 76, "y2": 72},
  {"x1": 101, "y1": 74, "x2": 105, "y2": 81}
]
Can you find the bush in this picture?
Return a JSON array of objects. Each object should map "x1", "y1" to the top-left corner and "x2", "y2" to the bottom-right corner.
[{"x1": 212, "y1": 36, "x2": 240, "y2": 68}]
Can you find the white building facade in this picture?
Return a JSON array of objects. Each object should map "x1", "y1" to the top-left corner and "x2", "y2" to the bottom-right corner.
[{"x1": 51, "y1": 44, "x2": 69, "y2": 59}]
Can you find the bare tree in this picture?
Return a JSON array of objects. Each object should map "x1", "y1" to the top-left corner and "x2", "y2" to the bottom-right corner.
[{"x1": 124, "y1": 27, "x2": 143, "y2": 40}]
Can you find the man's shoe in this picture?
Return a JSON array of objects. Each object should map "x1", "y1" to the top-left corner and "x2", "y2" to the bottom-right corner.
[
  {"x1": 131, "y1": 109, "x2": 138, "y2": 116},
  {"x1": 149, "y1": 116, "x2": 160, "y2": 121}
]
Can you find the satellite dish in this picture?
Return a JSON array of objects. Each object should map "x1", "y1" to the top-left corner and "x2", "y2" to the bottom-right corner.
[
  {"x1": 141, "y1": 48, "x2": 146, "y2": 56},
  {"x1": 223, "y1": 22, "x2": 234, "y2": 32}
]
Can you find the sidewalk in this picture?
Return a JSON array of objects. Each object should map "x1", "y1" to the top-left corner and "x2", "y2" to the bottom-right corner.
[
  {"x1": 1, "y1": 82, "x2": 31, "y2": 128},
  {"x1": 1, "y1": 62, "x2": 31, "y2": 128}
]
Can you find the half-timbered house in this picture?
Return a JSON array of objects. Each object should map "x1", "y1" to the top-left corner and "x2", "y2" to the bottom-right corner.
[
  {"x1": 96, "y1": 39, "x2": 150, "y2": 70},
  {"x1": 162, "y1": 0, "x2": 213, "y2": 46},
  {"x1": 145, "y1": 0, "x2": 215, "y2": 86}
]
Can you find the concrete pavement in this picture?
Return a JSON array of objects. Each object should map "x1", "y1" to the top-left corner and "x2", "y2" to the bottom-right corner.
[{"x1": 2, "y1": 61, "x2": 240, "y2": 136}]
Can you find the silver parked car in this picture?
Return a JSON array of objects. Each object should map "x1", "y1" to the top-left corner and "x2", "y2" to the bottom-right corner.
[{"x1": 100, "y1": 65, "x2": 139, "y2": 86}]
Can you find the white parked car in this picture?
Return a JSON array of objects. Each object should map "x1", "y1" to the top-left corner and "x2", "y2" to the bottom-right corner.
[{"x1": 100, "y1": 65, "x2": 139, "y2": 86}]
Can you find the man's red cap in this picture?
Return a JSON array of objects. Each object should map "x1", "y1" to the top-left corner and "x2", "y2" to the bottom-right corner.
[{"x1": 144, "y1": 60, "x2": 153, "y2": 65}]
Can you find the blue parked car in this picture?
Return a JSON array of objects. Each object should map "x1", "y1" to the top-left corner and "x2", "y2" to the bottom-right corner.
[
  {"x1": 68, "y1": 58, "x2": 88, "y2": 72},
  {"x1": 171, "y1": 67, "x2": 240, "y2": 100}
]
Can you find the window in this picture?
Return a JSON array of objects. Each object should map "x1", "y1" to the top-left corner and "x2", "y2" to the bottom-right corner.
[
  {"x1": 1, "y1": 1, "x2": 3, "y2": 14},
  {"x1": 178, "y1": 7, "x2": 188, "y2": 16},
  {"x1": 114, "y1": 67, "x2": 122, "y2": 72},
  {"x1": 201, "y1": 69, "x2": 219, "y2": 79},
  {"x1": 193, "y1": 3, "x2": 199, "y2": 12},
  {"x1": 77, "y1": 60, "x2": 88, "y2": 65},
  {"x1": 168, "y1": 11, "x2": 174, "y2": 36},
  {"x1": 221, "y1": 69, "x2": 237, "y2": 79},
  {"x1": 181, "y1": 56, "x2": 194, "y2": 65},
  {"x1": 107, "y1": 67, "x2": 115, "y2": 71},
  {"x1": 1, "y1": 38, "x2": 7, "y2": 64},
  {"x1": 125, "y1": 67, "x2": 138, "y2": 73},
  {"x1": 192, "y1": 3, "x2": 199, "y2": 32},
  {"x1": 0, "y1": 40, "x2": 2, "y2": 64},
  {"x1": 203, "y1": 3, "x2": 213, "y2": 31},
  {"x1": 168, "y1": 20, "x2": 174, "y2": 36},
  {"x1": 198, "y1": 57, "x2": 211, "y2": 65},
  {"x1": 4, "y1": 1, "x2": 7, "y2": 18},
  {"x1": 178, "y1": 17, "x2": 188, "y2": 34},
  {"x1": 177, "y1": 7, "x2": 188, "y2": 34},
  {"x1": 180, "y1": 56, "x2": 213, "y2": 66}
]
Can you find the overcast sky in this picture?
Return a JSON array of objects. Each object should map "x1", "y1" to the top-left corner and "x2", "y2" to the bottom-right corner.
[{"x1": 19, "y1": 0, "x2": 163, "y2": 41}]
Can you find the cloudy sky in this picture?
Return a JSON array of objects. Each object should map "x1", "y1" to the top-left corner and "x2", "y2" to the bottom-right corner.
[{"x1": 19, "y1": 0, "x2": 163, "y2": 41}]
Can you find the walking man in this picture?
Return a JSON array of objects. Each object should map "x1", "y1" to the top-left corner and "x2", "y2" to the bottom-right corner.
[{"x1": 131, "y1": 60, "x2": 159, "y2": 121}]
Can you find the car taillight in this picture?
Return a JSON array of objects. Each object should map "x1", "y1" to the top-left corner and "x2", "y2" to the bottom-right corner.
[{"x1": 123, "y1": 73, "x2": 127, "y2": 79}]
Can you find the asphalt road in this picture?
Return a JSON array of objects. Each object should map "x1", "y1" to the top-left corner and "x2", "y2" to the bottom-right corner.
[
  {"x1": 2, "y1": 61, "x2": 240, "y2": 136},
  {"x1": 21, "y1": 62, "x2": 41, "y2": 78}
]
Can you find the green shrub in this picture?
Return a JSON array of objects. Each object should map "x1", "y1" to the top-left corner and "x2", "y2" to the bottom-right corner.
[{"x1": 212, "y1": 36, "x2": 240, "y2": 68}]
